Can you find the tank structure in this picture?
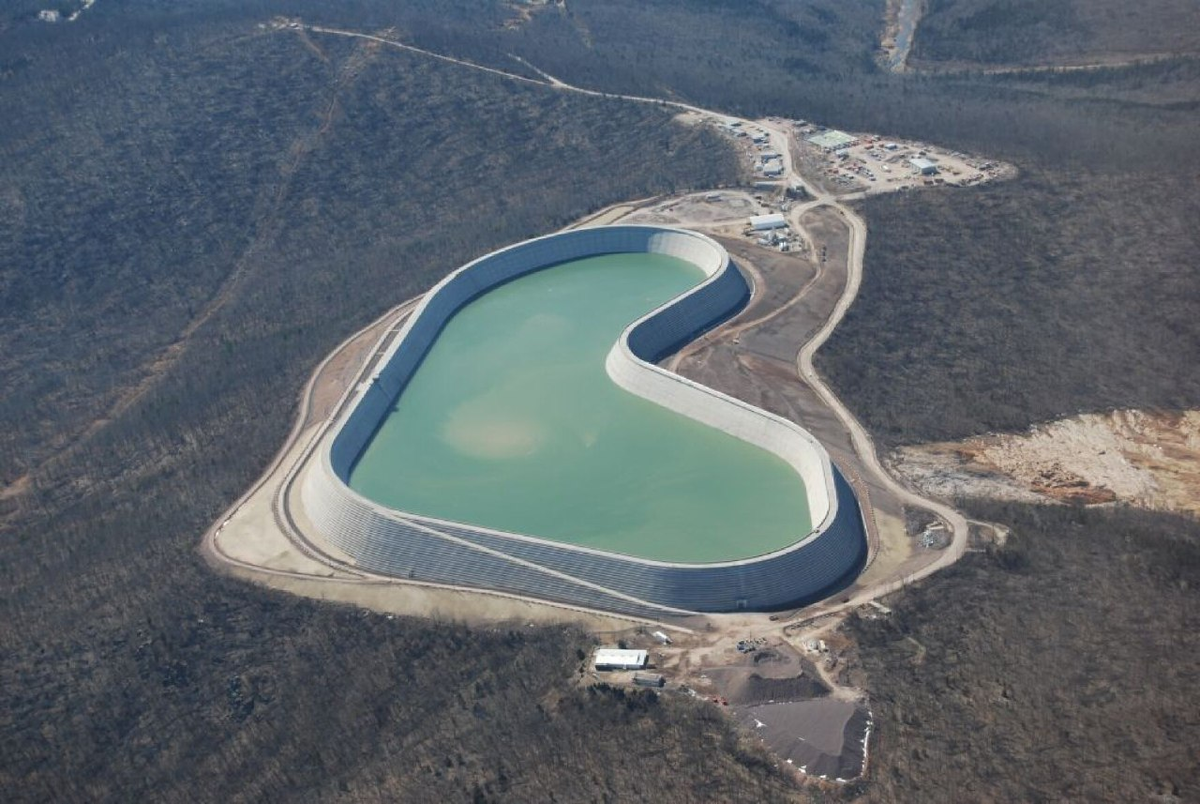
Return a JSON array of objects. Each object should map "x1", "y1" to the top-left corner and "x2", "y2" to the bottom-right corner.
[{"x1": 299, "y1": 225, "x2": 867, "y2": 617}]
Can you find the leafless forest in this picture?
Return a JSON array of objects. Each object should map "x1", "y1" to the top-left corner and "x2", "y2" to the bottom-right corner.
[{"x1": 2, "y1": 1, "x2": 1197, "y2": 800}]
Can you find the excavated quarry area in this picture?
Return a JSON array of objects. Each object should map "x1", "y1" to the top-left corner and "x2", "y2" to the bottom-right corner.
[{"x1": 891, "y1": 409, "x2": 1200, "y2": 514}]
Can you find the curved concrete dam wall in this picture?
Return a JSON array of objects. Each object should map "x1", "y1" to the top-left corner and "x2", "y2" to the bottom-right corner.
[{"x1": 301, "y1": 225, "x2": 867, "y2": 615}]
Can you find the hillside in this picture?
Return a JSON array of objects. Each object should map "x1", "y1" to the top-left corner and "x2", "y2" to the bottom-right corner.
[
  {"x1": 850, "y1": 501, "x2": 1200, "y2": 802},
  {"x1": 910, "y1": 0, "x2": 1200, "y2": 68},
  {"x1": 820, "y1": 166, "x2": 1200, "y2": 448},
  {"x1": 0, "y1": 4, "x2": 797, "y2": 801},
  {"x1": 2, "y1": 0, "x2": 1199, "y2": 800}
]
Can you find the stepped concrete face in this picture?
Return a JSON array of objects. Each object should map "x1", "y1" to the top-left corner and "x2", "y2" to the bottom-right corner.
[{"x1": 301, "y1": 225, "x2": 867, "y2": 616}]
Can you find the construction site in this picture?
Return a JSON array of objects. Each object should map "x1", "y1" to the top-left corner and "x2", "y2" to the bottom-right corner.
[{"x1": 204, "y1": 86, "x2": 1014, "y2": 785}]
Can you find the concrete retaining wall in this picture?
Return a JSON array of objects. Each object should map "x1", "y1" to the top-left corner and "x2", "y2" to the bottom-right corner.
[{"x1": 302, "y1": 225, "x2": 866, "y2": 615}]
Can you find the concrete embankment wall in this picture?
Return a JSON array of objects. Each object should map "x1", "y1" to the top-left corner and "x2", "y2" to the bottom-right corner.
[{"x1": 303, "y1": 225, "x2": 866, "y2": 614}]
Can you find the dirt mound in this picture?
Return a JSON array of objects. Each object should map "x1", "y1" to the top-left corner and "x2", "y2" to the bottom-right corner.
[
  {"x1": 752, "y1": 648, "x2": 785, "y2": 665},
  {"x1": 733, "y1": 672, "x2": 829, "y2": 706}
]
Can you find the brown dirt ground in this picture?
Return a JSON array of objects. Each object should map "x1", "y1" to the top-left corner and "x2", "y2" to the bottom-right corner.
[{"x1": 891, "y1": 409, "x2": 1200, "y2": 515}]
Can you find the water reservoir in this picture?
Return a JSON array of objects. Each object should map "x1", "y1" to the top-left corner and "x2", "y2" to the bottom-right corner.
[{"x1": 347, "y1": 252, "x2": 812, "y2": 562}]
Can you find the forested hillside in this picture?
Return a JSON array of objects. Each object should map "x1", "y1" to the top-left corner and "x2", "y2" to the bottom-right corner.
[
  {"x1": 910, "y1": 0, "x2": 1200, "y2": 67},
  {"x1": 0, "y1": 4, "x2": 786, "y2": 801},
  {"x1": 823, "y1": 166, "x2": 1200, "y2": 447},
  {"x1": 2, "y1": 0, "x2": 1198, "y2": 800},
  {"x1": 851, "y1": 501, "x2": 1200, "y2": 802}
]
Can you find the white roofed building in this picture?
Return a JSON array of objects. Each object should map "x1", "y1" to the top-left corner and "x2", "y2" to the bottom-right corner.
[
  {"x1": 749, "y1": 213, "x2": 788, "y2": 231},
  {"x1": 594, "y1": 648, "x2": 649, "y2": 671},
  {"x1": 806, "y1": 130, "x2": 858, "y2": 151},
  {"x1": 909, "y1": 157, "x2": 938, "y2": 175}
]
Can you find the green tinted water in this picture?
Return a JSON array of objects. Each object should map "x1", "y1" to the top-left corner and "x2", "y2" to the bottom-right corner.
[{"x1": 348, "y1": 253, "x2": 811, "y2": 562}]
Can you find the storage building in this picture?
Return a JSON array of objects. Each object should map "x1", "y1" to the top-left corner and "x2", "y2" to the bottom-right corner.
[
  {"x1": 806, "y1": 130, "x2": 858, "y2": 151},
  {"x1": 633, "y1": 673, "x2": 666, "y2": 688},
  {"x1": 594, "y1": 648, "x2": 649, "y2": 671},
  {"x1": 749, "y1": 213, "x2": 788, "y2": 231},
  {"x1": 909, "y1": 157, "x2": 938, "y2": 175}
]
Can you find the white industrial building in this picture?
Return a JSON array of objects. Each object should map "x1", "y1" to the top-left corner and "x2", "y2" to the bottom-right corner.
[
  {"x1": 806, "y1": 129, "x2": 858, "y2": 151},
  {"x1": 909, "y1": 157, "x2": 938, "y2": 175},
  {"x1": 749, "y1": 213, "x2": 788, "y2": 231},
  {"x1": 594, "y1": 648, "x2": 649, "y2": 671}
]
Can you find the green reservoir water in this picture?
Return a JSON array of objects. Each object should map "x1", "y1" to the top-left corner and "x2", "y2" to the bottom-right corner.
[{"x1": 348, "y1": 252, "x2": 812, "y2": 562}]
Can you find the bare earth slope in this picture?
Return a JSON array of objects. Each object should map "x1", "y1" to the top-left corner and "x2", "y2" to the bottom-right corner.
[{"x1": 893, "y1": 409, "x2": 1200, "y2": 513}]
